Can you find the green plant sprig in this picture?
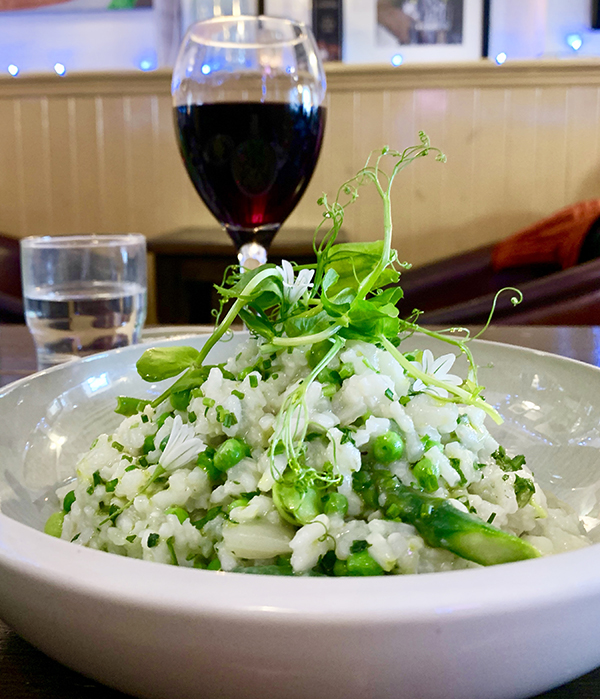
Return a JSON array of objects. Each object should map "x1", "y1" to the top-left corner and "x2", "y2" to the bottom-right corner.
[{"x1": 133, "y1": 132, "x2": 517, "y2": 481}]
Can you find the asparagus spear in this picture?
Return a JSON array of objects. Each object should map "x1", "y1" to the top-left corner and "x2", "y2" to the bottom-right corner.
[{"x1": 373, "y1": 470, "x2": 540, "y2": 566}]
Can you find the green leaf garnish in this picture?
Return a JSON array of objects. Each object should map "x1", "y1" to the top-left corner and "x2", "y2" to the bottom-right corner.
[
  {"x1": 107, "y1": 134, "x2": 526, "y2": 569},
  {"x1": 136, "y1": 346, "x2": 202, "y2": 382}
]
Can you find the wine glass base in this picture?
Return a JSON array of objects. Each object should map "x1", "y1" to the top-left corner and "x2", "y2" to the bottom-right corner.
[
  {"x1": 226, "y1": 224, "x2": 280, "y2": 252},
  {"x1": 238, "y1": 242, "x2": 268, "y2": 270}
]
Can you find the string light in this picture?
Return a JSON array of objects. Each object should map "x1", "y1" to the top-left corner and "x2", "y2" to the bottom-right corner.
[
  {"x1": 495, "y1": 52, "x2": 507, "y2": 65},
  {"x1": 566, "y1": 33, "x2": 583, "y2": 51},
  {"x1": 53, "y1": 63, "x2": 66, "y2": 76},
  {"x1": 391, "y1": 54, "x2": 403, "y2": 66},
  {"x1": 7, "y1": 64, "x2": 19, "y2": 76}
]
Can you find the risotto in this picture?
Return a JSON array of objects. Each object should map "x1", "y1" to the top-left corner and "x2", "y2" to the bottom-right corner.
[{"x1": 46, "y1": 137, "x2": 591, "y2": 575}]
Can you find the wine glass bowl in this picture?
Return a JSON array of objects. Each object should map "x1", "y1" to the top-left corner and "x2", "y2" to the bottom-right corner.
[{"x1": 172, "y1": 15, "x2": 327, "y2": 269}]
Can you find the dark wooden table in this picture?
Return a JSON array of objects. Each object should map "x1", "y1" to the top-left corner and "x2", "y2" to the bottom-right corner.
[{"x1": 2, "y1": 324, "x2": 600, "y2": 698}]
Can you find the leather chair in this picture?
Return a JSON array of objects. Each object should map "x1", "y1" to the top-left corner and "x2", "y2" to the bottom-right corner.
[
  {"x1": 0, "y1": 234, "x2": 24, "y2": 323},
  {"x1": 398, "y1": 224, "x2": 600, "y2": 326}
]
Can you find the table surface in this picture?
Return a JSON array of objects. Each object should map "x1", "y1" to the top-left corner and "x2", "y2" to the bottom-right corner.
[{"x1": 3, "y1": 324, "x2": 600, "y2": 698}]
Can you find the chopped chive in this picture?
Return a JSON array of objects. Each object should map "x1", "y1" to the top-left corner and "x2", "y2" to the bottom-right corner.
[
  {"x1": 232, "y1": 390, "x2": 245, "y2": 400},
  {"x1": 160, "y1": 435, "x2": 169, "y2": 451},
  {"x1": 188, "y1": 411, "x2": 197, "y2": 423},
  {"x1": 339, "y1": 362, "x2": 355, "y2": 380},
  {"x1": 142, "y1": 435, "x2": 155, "y2": 454},
  {"x1": 105, "y1": 478, "x2": 118, "y2": 492},
  {"x1": 223, "y1": 412, "x2": 238, "y2": 428},
  {"x1": 340, "y1": 427, "x2": 356, "y2": 445},
  {"x1": 63, "y1": 490, "x2": 76, "y2": 513},
  {"x1": 107, "y1": 504, "x2": 120, "y2": 523},
  {"x1": 271, "y1": 373, "x2": 279, "y2": 380},
  {"x1": 147, "y1": 533, "x2": 159, "y2": 548},
  {"x1": 141, "y1": 414, "x2": 149, "y2": 423},
  {"x1": 92, "y1": 471, "x2": 103, "y2": 487},
  {"x1": 112, "y1": 441, "x2": 124, "y2": 452},
  {"x1": 399, "y1": 396, "x2": 410, "y2": 406},
  {"x1": 384, "y1": 388, "x2": 394, "y2": 401},
  {"x1": 191, "y1": 505, "x2": 222, "y2": 531},
  {"x1": 126, "y1": 534, "x2": 136, "y2": 543},
  {"x1": 166, "y1": 536, "x2": 179, "y2": 565},
  {"x1": 156, "y1": 411, "x2": 173, "y2": 429},
  {"x1": 449, "y1": 457, "x2": 467, "y2": 486},
  {"x1": 71, "y1": 533, "x2": 80, "y2": 542},
  {"x1": 86, "y1": 485, "x2": 94, "y2": 495},
  {"x1": 165, "y1": 506, "x2": 189, "y2": 524},
  {"x1": 139, "y1": 456, "x2": 149, "y2": 468},
  {"x1": 122, "y1": 454, "x2": 133, "y2": 463},
  {"x1": 124, "y1": 464, "x2": 138, "y2": 472},
  {"x1": 249, "y1": 375, "x2": 258, "y2": 388},
  {"x1": 487, "y1": 512, "x2": 497, "y2": 524},
  {"x1": 203, "y1": 397, "x2": 215, "y2": 407},
  {"x1": 349, "y1": 539, "x2": 369, "y2": 554},
  {"x1": 90, "y1": 437, "x2": 99, "y2": 450}
]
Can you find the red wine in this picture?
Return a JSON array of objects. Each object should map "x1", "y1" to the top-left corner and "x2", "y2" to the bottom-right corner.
[{"x1": 174, "y1": 102, "x2": 326, "y2": 248}]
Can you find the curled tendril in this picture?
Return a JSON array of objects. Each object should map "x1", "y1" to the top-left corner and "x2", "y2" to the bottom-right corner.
[{"x1": 473, "y1": 287, "x2": 524, "y2": 340}]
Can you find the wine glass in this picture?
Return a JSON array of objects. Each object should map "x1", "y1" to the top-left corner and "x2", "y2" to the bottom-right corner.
[{"x1": 171, "y1": 15, "x2": 327, "y2": 269}]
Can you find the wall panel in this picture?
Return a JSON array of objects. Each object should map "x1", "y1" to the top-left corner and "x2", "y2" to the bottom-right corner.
[{"x1": 1, "y1": 60, "x2": 600, "y2": 268}]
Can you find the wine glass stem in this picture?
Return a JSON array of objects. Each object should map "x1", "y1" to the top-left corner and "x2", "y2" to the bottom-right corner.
[{"x1": 238, "y1": 242, "x2": 268, "y2": 270}]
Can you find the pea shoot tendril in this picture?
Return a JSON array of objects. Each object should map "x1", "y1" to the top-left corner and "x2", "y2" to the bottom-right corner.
[{"x1": 135, "y1": 132, "x2": 522, "y2": 497}]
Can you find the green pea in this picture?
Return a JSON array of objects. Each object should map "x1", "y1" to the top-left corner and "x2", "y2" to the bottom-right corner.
[
  {"x1": 413, "y1": 456, "x2": 439, "y2": 493},
  {"x1": 322, "y1": 492, "x2": 348, "y2": 517},
  {"x1": 333, "y1": 558, "x2": 348, "y2": 576},
  {"x1": 346, "y1": 550, "x2": 384, "y2": 576},
  {"x1": 317, "y1": 368, "x2": 341, "y2": 385},
  {"x1": 272, "y1": 481, "x2": 322, "y2": 525},
  {"x1": 213, "y1": 438, "x2": 250, "y2": 473},
  {"x1": 44, "y1": 511, "x2": 65, "y2": 538},
  {"x1": 373, "y1": 431, "x2": 405, "y2": 464},
  {"x1": 165, "y1": 506, "x2": 189, "y2": 524},
  {"x1": 197, "y1": 448, "x2": 221, "y2": 481},
  {"x1": 226, "y1": 498, "x2": 249, "y2": 513}
]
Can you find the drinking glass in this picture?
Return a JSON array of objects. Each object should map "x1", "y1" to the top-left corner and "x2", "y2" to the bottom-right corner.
[
  {"x1": 20, "y1": 234, "x2": 147, "y2": 371},
  {"x1": 172, "y1": 15, "x2": 327, "y2": 269}
]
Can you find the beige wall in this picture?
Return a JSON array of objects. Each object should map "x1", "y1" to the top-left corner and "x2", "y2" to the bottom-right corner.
[{"x1": 1, "y1": 60, "x2": 600, "y2": 268}]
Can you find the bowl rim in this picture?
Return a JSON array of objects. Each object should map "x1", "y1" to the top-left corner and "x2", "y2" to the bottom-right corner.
[{"x1": 1, "y1": 331, "x2": 599, "y2": 624}]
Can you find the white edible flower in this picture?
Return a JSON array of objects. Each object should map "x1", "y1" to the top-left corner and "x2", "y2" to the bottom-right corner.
[
  {"x1": 411, "y1": 349, "x2": 462, "y2": 399},
  {"x1": 159, "y1": 415, "x2": 204, "y2": 471},
  {"x1": 276, "y1": 259, "x2": 314, "y2": 307}
]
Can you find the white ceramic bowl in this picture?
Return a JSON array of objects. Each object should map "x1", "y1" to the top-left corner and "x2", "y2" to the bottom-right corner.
[{"x1": 1, "y1": 332, "x2": 600, "y2": 699}]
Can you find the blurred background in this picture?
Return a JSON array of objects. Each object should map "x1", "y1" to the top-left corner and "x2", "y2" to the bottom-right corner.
[{"x1": 3, "y1": 0, "x2": 600, "y2": 326}]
